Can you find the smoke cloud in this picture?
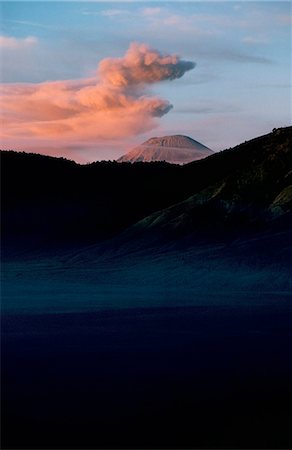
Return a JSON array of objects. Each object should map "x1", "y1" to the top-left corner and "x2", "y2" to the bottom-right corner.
[
  {"x1": 0, "y1": 43, "x2": 195, "y2": 155},
  {"x1": 98, "y1": 42, "x2": 195, "y2": 87}
]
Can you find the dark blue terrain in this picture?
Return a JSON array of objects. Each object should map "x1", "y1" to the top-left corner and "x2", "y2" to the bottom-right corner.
[{"x1": 2, "y1": 302, "x2": 290, "y2": 448}]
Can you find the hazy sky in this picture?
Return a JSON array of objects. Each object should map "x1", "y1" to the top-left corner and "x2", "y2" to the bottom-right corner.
[{"x1": 0, "y1": 1, "x2": 291, "y2": 162}]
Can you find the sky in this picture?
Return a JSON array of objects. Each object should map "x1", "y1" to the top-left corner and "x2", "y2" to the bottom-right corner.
[{"x1": 0, "y1": 1, "x2": 291, "y2": 163}]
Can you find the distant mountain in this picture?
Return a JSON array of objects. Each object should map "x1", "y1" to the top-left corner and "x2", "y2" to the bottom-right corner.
[{"x1": 117, "y1": 135, "x2": 213, "y2": 164}]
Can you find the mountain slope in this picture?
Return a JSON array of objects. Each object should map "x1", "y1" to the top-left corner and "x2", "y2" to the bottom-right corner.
[
  {"x1": 117, "y1": 134, "x2": 213, "y2": 164},
  {"x1": 129, "y1": 134, "x2": 292, "y2": 239}
]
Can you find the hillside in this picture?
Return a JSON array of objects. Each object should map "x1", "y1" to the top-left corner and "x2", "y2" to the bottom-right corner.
[
  {"x1": 1, "y1": 127, "x2": 291, "y2": 258},
  {"x1": 129, "y1": 130, "x2": 292, "y2": 239}
]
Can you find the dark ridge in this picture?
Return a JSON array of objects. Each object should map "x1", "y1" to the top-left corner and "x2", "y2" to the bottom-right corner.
[{"x1": 1, "y1": 126, "x2": 291, "y2": 256}]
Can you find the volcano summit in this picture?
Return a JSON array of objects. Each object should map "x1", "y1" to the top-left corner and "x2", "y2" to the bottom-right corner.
[{"x1": 117, "y1": 135, "x2": 213, "y2": 164}]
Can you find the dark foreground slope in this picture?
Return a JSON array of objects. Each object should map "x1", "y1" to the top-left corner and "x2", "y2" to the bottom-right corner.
[{"x1": 1, "y1": 127, "x2": 292, "y2": 449}]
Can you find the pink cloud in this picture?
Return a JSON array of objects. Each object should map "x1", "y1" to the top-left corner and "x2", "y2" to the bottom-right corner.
[
  {"x1": 0, "y1": 35, "x2": 38, "y2": 49},
  {"x1": 0, "y1": 43, "x2": 195, "y2": 160}
]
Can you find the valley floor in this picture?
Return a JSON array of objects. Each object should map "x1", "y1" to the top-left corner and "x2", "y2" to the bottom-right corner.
[
  {"x1": 1, "y1": 232, "x2": 291, "y2": 449},
  {"x1": 2, "y1": 303, "x2": 290, "y2": 449}
]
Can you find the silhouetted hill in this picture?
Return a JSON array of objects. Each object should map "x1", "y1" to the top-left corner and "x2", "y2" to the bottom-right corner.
[
  {"x1": 128, "y1": 128, "x2": 292, "y2": 239},
  {"x1": 1, "y1": 126, "x2": 291, "y2": 257}
]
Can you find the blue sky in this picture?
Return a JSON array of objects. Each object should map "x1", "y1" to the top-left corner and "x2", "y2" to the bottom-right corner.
[{"x1": 0, "y1": 1, "x2": 291, "y2": 162}]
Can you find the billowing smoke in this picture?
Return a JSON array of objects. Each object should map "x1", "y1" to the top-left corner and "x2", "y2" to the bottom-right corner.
[
  {"x1": 98, "y1": 42, "x2": 195, "y2": 87},
  {"x1": 0, "y1": 42, "x2": 195, "y2": 153}
]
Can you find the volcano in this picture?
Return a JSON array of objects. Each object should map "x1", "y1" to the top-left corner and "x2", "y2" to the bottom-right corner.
[{"x1": 117, "y1": 135, "x2": 213, "y2": 164}]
